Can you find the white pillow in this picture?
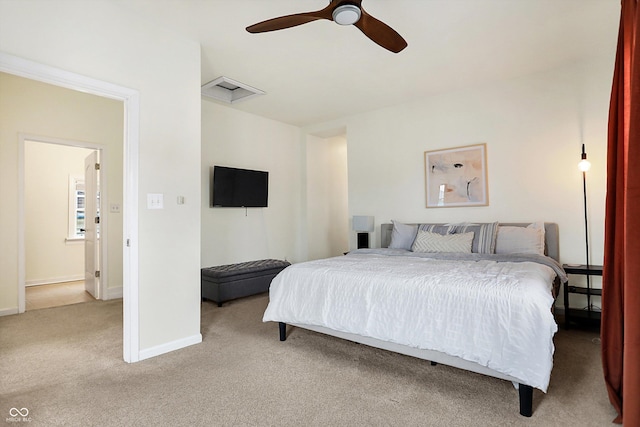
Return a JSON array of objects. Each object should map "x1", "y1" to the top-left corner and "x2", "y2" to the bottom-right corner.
[
  {"x1": 495, "y1": 222, "x2": 545, "y2": 255},
  {"x1": 411, "y1": 230, "x2": 474, "y2": 253}
]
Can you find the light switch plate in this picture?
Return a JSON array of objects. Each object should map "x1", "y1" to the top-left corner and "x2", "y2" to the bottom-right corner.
[{"x1": 147, "y1": 193, "x2": 163, "y2": 209}]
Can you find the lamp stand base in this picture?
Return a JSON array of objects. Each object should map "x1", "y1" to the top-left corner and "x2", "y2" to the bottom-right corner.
[{"x1": 357, "y1": 233, "x2": 369, "y2": 249}]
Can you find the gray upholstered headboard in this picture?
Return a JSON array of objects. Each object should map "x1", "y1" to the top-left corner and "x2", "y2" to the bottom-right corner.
[{"x1": 380, "y1": 222, "x2": 560, "y2": 262}]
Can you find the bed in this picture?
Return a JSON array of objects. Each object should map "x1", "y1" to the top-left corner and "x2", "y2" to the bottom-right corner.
[{"x1": 263, "y1": 221, "x2": 566, "y2": 417}]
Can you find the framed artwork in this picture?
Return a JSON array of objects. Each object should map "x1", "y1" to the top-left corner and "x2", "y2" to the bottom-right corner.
[{"x1": 424, "y1": 143, "x2": 488, "y2": 208}]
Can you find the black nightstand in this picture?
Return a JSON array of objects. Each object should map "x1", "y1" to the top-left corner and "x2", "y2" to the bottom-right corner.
[{"x1": 563, "y1": 264, "x2": 603, "y2": 329}]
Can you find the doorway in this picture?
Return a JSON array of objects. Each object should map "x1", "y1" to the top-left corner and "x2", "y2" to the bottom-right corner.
[
  {"x1": 1, "y1": 51, "x2": 140, "y2": 362},
  {"x1": 22, "y1": 139, "x2": 103, "y2": 310}
]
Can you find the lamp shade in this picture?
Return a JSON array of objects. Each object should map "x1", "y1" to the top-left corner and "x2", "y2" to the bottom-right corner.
[{"x1": 352, "y1": 216, "x2": 375, "y2": 232}]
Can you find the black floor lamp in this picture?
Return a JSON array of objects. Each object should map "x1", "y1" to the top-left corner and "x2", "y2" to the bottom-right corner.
[{"x1": 578, "y1": 143, "x2": 592, "y2": 313}]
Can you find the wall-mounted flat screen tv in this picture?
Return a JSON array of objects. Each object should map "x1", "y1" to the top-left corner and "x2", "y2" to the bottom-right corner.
[{"x1": 212, "y1": 166, "x2": 269, "y2": 208}]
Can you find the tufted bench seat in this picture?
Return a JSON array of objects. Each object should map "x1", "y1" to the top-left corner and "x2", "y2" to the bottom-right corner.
[{"x1": 201, "y1": 259, "x2": 291, "y2": 307}]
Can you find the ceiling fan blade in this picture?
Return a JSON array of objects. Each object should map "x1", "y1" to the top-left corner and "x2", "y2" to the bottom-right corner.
[
  {"x1": 354, "y1": 9, "x2": 408, "y2": 53},
  {"x1": 246, "y1": 5, "x2": 334, "y2": 33}
]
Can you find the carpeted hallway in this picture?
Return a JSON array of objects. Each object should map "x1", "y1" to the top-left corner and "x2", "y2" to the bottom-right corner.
[{"x1": 0, "y1": 295, "x2": 616, "y2": 426}]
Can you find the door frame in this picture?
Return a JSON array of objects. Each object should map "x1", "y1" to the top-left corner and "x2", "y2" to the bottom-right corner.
[
  {"x1": 20, "y1": 138, "x2": 107, "y2": 302},
  {"x1": 1, "y1": 52, "x2": 140, "y2": 363}
]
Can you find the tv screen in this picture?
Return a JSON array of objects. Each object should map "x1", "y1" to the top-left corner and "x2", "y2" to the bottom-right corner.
[{"x1": 212, "y1": 166, "x2": 269, "y2": 208}]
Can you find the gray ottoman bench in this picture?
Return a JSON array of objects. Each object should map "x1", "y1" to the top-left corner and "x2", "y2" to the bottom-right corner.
[{"x1": 201, "y1": 259, "x2": 290, "y2": 307}]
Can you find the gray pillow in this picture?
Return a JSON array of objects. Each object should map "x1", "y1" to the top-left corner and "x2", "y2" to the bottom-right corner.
[
  {"x1": 388, "y1": 221, "x2": 419, "y2": 250},
  {"x1": 418, "y1": 223, "x2": 454, "y2": 235},
  {"x1": 495, "y1": 223, "x2": 545, "y2": 255},
  {"x1": 448, "y1": 222, "x2": 499, "y2": 254}
]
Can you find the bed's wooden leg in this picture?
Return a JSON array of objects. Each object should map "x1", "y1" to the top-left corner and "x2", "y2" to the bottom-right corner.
[
  {"x1": 518, "y1": 384, "x2": 533, "y2": 417},
  {"x1": 279, "y1": 322, "x2": 287, "y2": 341}
]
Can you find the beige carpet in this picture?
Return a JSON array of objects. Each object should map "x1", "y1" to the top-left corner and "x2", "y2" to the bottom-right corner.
[{"x1": 0, "y1": 295, "x2": 616, "y2": 426}]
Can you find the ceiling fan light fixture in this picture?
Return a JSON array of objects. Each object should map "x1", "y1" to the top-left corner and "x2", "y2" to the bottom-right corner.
[{"x1": 332, "y1": 4, "x2": 361, "y2": 25}]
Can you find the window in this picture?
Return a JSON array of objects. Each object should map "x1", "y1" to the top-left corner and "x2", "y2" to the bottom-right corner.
[
  {"x1": 75, "y1": 189, "x2": 86, "y2": 237},
  {"x1": 68, "y1": 176, "x2": 85, "y2": 240}
]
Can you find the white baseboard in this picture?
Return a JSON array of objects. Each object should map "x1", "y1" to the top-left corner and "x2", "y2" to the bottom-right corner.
[
  {"x1": 0, "y1": 307, "x2": 19, "y2": 317},
  {"x1": 138, "y1": 333, "x2": 202, "y2": 362},
  {"x1": 26, "y1": 275, "x2": 84, "y2": 287},
  {"x1": 105, "y1": 286, "x2": 123, "y2": 300}
]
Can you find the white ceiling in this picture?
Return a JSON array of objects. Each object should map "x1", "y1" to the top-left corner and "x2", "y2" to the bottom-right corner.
[{"x1": 115, "y1": 0, "x2": 620, "y2": 128}]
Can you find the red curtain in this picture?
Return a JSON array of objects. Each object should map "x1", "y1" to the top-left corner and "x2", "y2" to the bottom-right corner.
[{"x1": 602, "y1": 0, "x2": 640, "y2": 424}]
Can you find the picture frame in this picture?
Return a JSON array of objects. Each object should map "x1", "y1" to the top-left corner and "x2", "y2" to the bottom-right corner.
[{"x1": 424, "y1": 143, "x2": 488, "y2": 208}]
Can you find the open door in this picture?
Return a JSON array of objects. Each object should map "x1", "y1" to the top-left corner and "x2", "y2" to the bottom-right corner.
[{"x1": 84, "y1": 151, "x2": 100, "y2": 299}]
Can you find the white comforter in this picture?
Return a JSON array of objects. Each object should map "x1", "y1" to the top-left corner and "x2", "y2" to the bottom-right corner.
[{"x1": 263, "y1": 251, "x2": 559, "y2": 392}]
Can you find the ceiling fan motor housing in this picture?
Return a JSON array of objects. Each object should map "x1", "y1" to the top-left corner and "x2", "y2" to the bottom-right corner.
[{"x1": 332, "y1": 4, "x2": 362, "y2": 25}]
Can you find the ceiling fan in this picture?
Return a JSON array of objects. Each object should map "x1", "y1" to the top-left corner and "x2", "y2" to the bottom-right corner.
[{"x1": 246, "y1": 0, "x2": 408, "y2": 53}]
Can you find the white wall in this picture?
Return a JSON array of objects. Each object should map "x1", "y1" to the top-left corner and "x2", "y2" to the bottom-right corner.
[
  {"x1": 201, "y1": 101, "x2": 303, "y2": 266},
  {"x1": 201, "y1": 103, "x2": 351, "y2": 266},
  {"x1": 306, "y1": 135, "x2": 349, "y2": 259},
  {"x1": 308, "y1": 57, "x2": 613, "y2": 307},
  {"x1": 25, "y1": 142, "x2": 94, "y2": 285},
  {"x1": 0, "y1": 0, "x2": 202, "y2": 355}
]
